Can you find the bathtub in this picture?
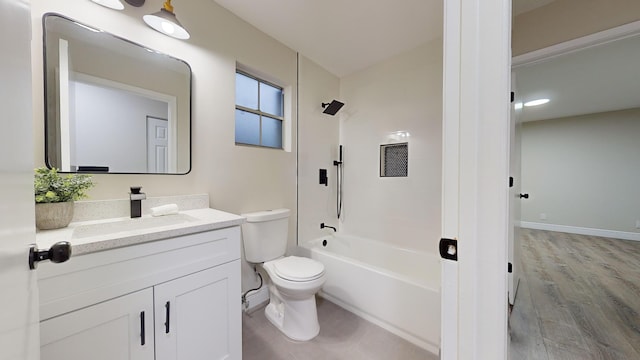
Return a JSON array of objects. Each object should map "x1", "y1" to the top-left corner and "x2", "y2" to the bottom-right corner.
[{"x1": 303, "y1": 234, "x2": 440, "y2": 355}]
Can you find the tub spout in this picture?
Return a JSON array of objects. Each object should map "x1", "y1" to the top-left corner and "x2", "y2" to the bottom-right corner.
[{"x1": 320, "y1": 223, "x2": 337, "y2": 232}]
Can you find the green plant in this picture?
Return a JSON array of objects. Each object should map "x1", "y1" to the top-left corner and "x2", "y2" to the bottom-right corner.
[{"x1": 34, "y1": 167, "x2": 94, "y2": 203}]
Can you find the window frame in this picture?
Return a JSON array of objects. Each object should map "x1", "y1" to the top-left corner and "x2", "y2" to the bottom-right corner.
[{"x1": 235, "y1": 70, "x2": 285, "y2": 149}]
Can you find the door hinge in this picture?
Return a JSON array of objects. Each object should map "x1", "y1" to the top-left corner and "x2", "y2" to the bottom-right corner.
[
  {"x1": 509, "y1": 176, "x2": 514, "y2": 188},
  {"x1": 439, "y1": 238, "x2": 458, "y2": 261},
  {"x1": 508, "y1": 262, "x2": 513, "y2": 273},
  {"x1": 510, "y1": 91, "x2": 515, "y2": 103}
]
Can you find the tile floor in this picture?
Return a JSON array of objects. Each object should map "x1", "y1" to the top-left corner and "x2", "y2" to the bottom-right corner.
[{"x1": 242, "y1": 297, "x2": 439, "y2": 360}]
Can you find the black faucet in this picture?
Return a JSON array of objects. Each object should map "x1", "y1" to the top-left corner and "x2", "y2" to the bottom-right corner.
[
  {"x1": 320, "y1": 223, "x2": 337, "y2": 232},
  {"x1": 129, "y1": 186, "x2": 146, "y2": 218}
]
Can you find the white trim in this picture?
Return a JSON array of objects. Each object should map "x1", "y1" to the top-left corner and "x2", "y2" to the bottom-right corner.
[
  {"x1": 513, "y1": 19, "x2": 640, "y2": 67},
  {"x1": 59, "y1": 38, "x2": 71, "y2": 172},
  {"x1": 442, "y1": 0, "x2": 511, "y2": 359},
  {"x1": 520, "y1": 222, "x2": 640, "y2": 242},
  {"x1": 440, "y1": 0, "x2": 460, "y2": 356}
]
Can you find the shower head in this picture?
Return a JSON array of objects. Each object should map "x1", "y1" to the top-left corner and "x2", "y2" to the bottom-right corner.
[{"x1": 322, "y1": 100, "x2": 345, "y2": 116}]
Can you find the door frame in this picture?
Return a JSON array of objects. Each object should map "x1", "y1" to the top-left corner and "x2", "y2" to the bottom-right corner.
[
  {"x1": 0, "y1": 0, "x2": 40, "y2": 359},
  {"x1": 441, "y1": 0, "x2": 512, "y2": 358}
]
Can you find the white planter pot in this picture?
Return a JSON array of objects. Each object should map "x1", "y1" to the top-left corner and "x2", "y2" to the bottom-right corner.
[{"x1": 35, "y1": 201, "x2": 74, "y2": 230}]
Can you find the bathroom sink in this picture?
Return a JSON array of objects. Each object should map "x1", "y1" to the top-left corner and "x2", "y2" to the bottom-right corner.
[{"x1": 72, "y1": 214, "x2": 198, "y2": 239}]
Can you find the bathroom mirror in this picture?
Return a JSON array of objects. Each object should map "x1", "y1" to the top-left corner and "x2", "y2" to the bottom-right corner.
[{"x1": 43, "y1": 13, "x2": 191, "y2": 174}]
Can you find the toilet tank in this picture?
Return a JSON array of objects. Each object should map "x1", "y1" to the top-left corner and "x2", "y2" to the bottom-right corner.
[{"x1": 241, "y1": 209, "x2": 290, "y2": 263}]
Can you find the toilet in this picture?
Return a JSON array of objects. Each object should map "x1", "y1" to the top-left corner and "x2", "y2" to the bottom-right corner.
[{"x1": 241, "y1": 208, "x2": 326, "y2": 341}]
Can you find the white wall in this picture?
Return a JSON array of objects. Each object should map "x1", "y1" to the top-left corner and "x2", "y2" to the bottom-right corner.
[
  {"x1": 31, "y1": 0, "x2": 298, "y2": 293},
  {"x1": 73, "y1": 81, "x2": 168, "y2": 172},
  {"x1": 521, "y1": 108, "x2": 640, "y2": 234},
  {"x1": 338, "y1": 39, "x2": 443, "y2": 253},
  {"x1": 297, "y1": 56, "x2": 341, "y2": 243}
]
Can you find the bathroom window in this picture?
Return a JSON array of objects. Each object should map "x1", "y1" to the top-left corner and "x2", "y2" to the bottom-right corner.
[
  {"x1": 235, "y1": 71, "x2": 284, "y2": 149},
  {"x1": 380, "y1": 143, "x2": 408, "y2": 177}
]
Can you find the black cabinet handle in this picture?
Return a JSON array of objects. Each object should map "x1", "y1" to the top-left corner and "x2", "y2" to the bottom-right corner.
[
  {"x1": 165, "y1": 301, "x2": 170, "y2": 334},
  {"x1": 140, "y1": 311, "x2": 146, "y2": 346}
]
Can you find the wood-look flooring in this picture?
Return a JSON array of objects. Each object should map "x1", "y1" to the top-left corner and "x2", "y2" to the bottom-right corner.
[{"x1": 510, "y1": 229, "x2": 640, "y2": 360}]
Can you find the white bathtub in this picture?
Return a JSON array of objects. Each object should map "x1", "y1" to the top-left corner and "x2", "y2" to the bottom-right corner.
[{"x1": 303, "y1": 234, "x2": 440, "y2": 354}]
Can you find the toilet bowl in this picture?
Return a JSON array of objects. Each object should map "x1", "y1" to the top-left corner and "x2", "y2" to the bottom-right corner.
[
  {"x1": 261, "y1": 256, "x2": 326, "y2": 341},
  {"x1": 240, "y1": 209, "x2": 326, "y2": 341}
]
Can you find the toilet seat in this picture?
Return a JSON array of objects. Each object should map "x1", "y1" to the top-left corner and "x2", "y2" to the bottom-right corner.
[{"x1": 271, "y1": 256, "x2": 324, "y2": 282}]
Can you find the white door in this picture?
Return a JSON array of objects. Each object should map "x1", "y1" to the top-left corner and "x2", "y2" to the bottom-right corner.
[
  {"x1": 508, "y1": 77, "x2": 523, "y2": 306},
  {"x1": 154, "y1": 261, "x2": 242, "y2": 360},
  {"x1": 147, "y1": 116, "x2": 169, "y2": 173},
  {"x1": 40, "y1": 289, "x2": 155, "y2": 360},
  {"x1": 440, "y1": 0, "x2": 512, "y2": 359},
  {"x1": 0, "y1": 1, "x2": 40, "y2": 359}
]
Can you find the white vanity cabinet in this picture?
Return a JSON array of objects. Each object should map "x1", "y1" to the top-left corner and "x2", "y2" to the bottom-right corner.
[
  {"x1": 37, "y1": 226, "x2": 242, "y2": 360},
  {"x1": 41, "y1": 288, "x2": 155, "y2": 360}
]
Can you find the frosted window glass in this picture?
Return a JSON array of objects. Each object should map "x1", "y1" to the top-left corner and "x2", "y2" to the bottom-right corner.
[
  {"x1": 261, "y1": 116, "x2": 282, "y2": 148},
  {"x1": 260, "y1": 83, "x2": 283, "y2": 117},
  {"x1": 236, "y1": 73, "x2": 258, "y2": 109},
  {"x1": 235, "y1": 110, "x2": 260, "y2": 146}
]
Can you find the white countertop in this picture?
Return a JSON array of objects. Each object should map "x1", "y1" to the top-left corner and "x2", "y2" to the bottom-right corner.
[{"x1": 36, "y1": 208, "x2": 245, "y2": 256}]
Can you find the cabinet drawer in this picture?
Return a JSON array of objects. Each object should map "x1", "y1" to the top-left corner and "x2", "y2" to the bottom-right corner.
[{"x1": 38, "y1": 226, "x2": 240, "y2": 320}]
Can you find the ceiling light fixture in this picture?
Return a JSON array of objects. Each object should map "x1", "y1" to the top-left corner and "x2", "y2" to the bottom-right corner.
[
  {"x1": 143, "y1": 0, "x2": 190, "y2": 40},
  {"x1": 124, "y1": 0, "x2": 145, "y2": 6},
  {"x1": 524, "y1": 98, "x2": 550, "y2": 107},
  {"x1": 90, "y1": 0, "x2": 125, "y2": 10}
]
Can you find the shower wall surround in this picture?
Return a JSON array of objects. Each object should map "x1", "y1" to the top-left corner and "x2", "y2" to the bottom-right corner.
[
  {"x1": 298, "y1": 39, "x2": 443, "y2": 254},
  {"x1": 297, "y1": 56, "x2": 341, "y2": 243},
  {"x1": 339, "y1": 40, "x2": 443, "y2": 253}
]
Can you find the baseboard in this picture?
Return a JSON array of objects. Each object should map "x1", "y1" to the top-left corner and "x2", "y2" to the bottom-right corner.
[
  {"x1": 243, "y1": 286, "x2": 269, "y2": 313},
  {"x1": 520, "y1": 222, "x2": 640, "y2": 242}
]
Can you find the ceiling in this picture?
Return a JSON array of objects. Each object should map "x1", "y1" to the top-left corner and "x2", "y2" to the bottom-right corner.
[
  {"x1": 513, "y1": 0, "x2": 557, "y2": 15},
  {"x1": 212, "y1": 0, "x2": 635, "y2": 123},
  {"x1": 213, "y1": 0, "x2": 557, "y2": 78},
  {"x1": 214, "y1": 0, "x2": 442, "y2": 77},
  {"x1": 514, "y1": 33, "x2": 640, "y2": 122}
]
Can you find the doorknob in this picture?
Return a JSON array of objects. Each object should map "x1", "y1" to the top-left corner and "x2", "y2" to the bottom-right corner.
[
  {"x1": 29, "y1": 241, "x2": 72, "y2": 270},
  {"x1": 519, "y1": 193, "x2": 529, "y2": 199}
]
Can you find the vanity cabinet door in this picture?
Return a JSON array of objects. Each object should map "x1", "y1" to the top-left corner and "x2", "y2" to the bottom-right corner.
[
  {"x1": 40, "y1": 288, "x2": 154, "y2": 360},
  {"x1": 154, "y1": 260, "x2": 241, "y2": 360}
]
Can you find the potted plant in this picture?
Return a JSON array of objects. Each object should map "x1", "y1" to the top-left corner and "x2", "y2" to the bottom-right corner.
[{"x1": 34, "y1": 167, "x2": 94, "y2": 230}]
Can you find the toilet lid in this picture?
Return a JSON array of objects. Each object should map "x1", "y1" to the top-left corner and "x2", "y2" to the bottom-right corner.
[{"x1": 273, "y1": 256, "x2": 325, "y2": 281}]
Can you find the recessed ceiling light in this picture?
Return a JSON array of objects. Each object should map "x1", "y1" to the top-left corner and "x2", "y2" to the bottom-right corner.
[{"x1": 524, "y1": 98, "x2": 550, "y2": 107}]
